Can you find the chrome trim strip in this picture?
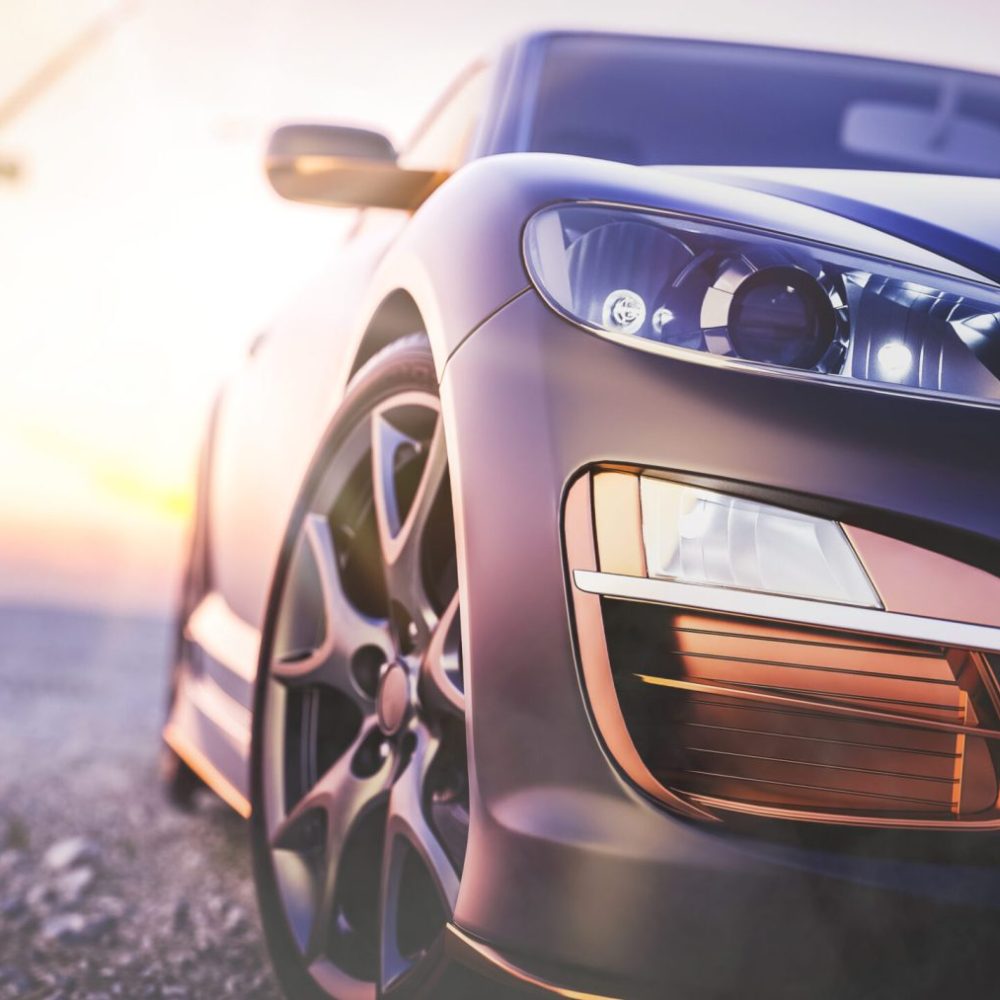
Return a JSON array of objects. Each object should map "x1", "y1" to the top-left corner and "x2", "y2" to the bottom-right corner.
[
  {"x1": 445, "y1": 924, "x2": 621, "y2": 999},
  {"x1": 634, "y1": 673, "x2": 1000, "y2": 742},
  {"x1": 573, "y1": 570, "x2": 1000, "y2": 655},
  {"x1": 186, "y1": 591, "x2": 260, "y2": 684}
]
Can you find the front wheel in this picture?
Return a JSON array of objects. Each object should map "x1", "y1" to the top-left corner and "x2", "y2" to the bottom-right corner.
[{"x1": 249, "y1": 336, "x2": 473, "y2": 999}]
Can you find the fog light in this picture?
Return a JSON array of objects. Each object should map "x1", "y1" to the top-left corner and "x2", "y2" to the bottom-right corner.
[
  {"x1": 568, "y1": 468, "x2": 1000, "y2": 828},
  {"x1": 639, "y1": 477, "x2": 881, "y2": 608}
]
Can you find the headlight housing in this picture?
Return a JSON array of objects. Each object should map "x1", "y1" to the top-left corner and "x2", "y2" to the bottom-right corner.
[{"x1": 524, "y1": 203, "x2": 1000, "y2": 404}]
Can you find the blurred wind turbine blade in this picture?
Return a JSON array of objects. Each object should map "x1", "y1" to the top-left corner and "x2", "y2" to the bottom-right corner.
[{"x1": 0, "y1": 0, "x2": 138, "y2": 131}]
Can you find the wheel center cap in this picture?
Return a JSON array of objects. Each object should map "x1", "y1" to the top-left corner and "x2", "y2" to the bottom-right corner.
[{"x1": 376, "y1": 662, "x2": 411, "y2": 736}]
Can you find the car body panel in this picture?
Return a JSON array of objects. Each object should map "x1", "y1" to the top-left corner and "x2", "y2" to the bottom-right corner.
[
  {"x1": 203, "y1": 151, "x2": 999, "y2": 650},
  {"x1": 441, "y1": 291, "x2": 1000, "y2": 992},
  {"x1": 177, "y1": 144, "x2": 1000, "y2": 917},
  {"x1": 166, "y1": 29, "x2": 1000, "y2": 995},
  {"x1": 671, "y1": 166, "x2": 1000, "y2": 281},
  {"x1": 205, "y1": 142, "x2": 1000, "y2": 639},
  {"x1": 208, "y1": 218, "x2": 404, "y2": 631}
]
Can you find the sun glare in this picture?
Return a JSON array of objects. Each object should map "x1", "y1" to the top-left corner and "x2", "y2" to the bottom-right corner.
[{"x1": 3, "y1": 0, "x2": 998, "y2": 613}]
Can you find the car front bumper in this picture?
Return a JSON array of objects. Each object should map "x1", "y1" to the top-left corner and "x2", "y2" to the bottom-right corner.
[{"x1": 439, "y1": 290, "x2": 1000, "y2": 997}]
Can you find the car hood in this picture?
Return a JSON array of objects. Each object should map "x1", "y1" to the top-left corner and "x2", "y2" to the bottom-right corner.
[{"x1": 659, "y1": 166, "x2": 1000, "y2": 284}]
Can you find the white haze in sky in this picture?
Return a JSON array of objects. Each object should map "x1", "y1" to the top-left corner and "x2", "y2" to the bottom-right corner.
[{"x1": 1, "y1": 0, "x2": 998, "y2": 611}]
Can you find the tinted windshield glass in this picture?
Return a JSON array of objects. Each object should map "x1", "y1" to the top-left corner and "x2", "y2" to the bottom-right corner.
[{"x1": 528, "y1": 36, "x2": 1000, "y2": 177}]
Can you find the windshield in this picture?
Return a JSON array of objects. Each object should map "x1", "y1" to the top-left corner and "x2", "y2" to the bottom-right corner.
[{"x1": 527, "y1": 36, "x2": 1000, "y2": 177}]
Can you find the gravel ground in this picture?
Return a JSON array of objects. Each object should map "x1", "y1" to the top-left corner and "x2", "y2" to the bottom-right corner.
[
  {"x1": 12, "y1": 604, "x2": 1000, "y2": 999},
  {"x1": 0, "y1": 604, "x2": 282, "y2": 1000}
]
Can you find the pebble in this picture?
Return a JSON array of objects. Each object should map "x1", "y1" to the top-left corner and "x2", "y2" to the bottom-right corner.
[
  {"x1": 39, "y1": 911, "x2": 118, "y2": 946},
  {"x1": 39, "y1": 912, "x2": 87, "y2": 944},
  {"x1": 0, "y1": 850, "x2": 25, "y2": 875},
  {"x1": 26, "y1": 882, "x2": 58, "y2": 912},
  {"x1": 171, "y1": 899, "x2": 191, "y2": 933},
  {"x1": 91, "y1": 895, "x2": 127, "y2": 919},
  {"x1": 0, "y1": 965, "x2": 33, "y2": 991},
  {"x1": 80, "y1": 914, "x2": 118, "y2": 943},
  {"x1": 222, "y1": 905, "x2": 247, "y2": 936},
  {"x1": 43, "y1": 837, "x2": 100, "y2": 873},
  {"x1": 0, "y1": 894, "x2": 26, "y2": 919},
  {"x1": 53, "y1": 866, "x2": 95, "y2": 905}
]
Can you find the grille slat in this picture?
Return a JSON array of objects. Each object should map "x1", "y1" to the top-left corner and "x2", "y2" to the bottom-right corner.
[
  {"x1": 605, "y1": 601, "x2": 1000, "y2": 820},
  {"x1": 681, "y1": 770, "x2": 954, "y2": 811},
  {"x1": 673, "y1": 654, "x2": 965, "y2": 718},
  {"x1": 669, "y1": 645, "x2": 958, "y2": 685},
  {"x1": 681, "y1": 720, "x2": 961, "y2": 759},
  {"x1": 676, "y1": 725, "x2": 962, "y2": 780}
]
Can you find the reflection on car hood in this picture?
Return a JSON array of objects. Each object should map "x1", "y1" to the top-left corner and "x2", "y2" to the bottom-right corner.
[{"x1": 657, "y1": 166, "x2": 1000, "y2": 283}]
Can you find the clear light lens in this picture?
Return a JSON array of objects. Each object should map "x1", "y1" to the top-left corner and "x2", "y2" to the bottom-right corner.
[
  {"x1": 524, "y1": 204, "x2": 1000, "y2": 402},
  {"x1": 639, "y1": 477, "x2": 881, "y2": 607}
]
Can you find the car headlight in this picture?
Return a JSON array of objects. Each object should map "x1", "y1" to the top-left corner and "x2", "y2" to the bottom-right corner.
[{"x1": 524, "y1": 203, "x2": 1000, "y2": 403}]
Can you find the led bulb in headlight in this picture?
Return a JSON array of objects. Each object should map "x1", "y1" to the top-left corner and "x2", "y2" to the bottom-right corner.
[
  {"x1": 877, "y1": 341, "x2": 913, "y2": 379},
  {"x1": 602, "y1": 288, "x2": 646, "y2": 333},
  {"x1": 524, "y1": 204, "x2": 1000, "y2": 403}
]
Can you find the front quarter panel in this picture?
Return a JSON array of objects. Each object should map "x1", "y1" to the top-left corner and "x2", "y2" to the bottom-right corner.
[
  {"x1": 206, "y1": 150, "x2": 982, "y2": 634},
  {"x1": 441, "y1": 284, "x2": 1000, "y2": 996},
  {"x1": 377, "y1": 151, "x2": 990, "y2": 378}
]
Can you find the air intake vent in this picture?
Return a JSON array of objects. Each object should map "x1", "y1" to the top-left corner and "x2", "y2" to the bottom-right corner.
[{"x1": 605, "y1": 599, "x2": 1000, "y2": 822}]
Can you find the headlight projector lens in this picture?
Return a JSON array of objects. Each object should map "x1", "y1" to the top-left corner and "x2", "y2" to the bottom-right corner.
[{"x1": 728, "y1": 267, "x2": 837, "y2": 369}]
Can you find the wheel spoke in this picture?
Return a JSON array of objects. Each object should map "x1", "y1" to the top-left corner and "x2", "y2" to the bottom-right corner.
[
  {"x1": 419, "y1": 592, "x2": 464, "y2": 719},
  {"x1": 270, "y1": 725, "x2": 390, "y2": 855},
  {"x1": 385, "y1": 421, "x2": 448, "y2": 647},
  {"x1": 397, "y1": 418, "x2": 449, "y2": 569},
  {"x1": 272, "y1": 513, "x2": 392, "y2": 702},
  {"x1": 380, "y1": 730, "x2": 459, "y2": 992},
  {"x1": 272, "y1": 724, "x2": 394, "y2": 963},
  {"x1": 378, "y1": 936, "x2": 449, "y2": 999},
  {"x1": 372, "y1": 402, "x2": 448, "y2": 566},
  {"x1": 371, "y1": 409, "x2": 424, "y2": 565}
]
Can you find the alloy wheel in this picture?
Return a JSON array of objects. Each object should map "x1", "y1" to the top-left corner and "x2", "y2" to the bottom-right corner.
[{"x1": 258, "y1": 387, "x2": 468, "y2": 999}]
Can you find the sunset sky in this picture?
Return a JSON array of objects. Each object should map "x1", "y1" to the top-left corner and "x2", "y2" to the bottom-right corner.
[{"x1": 3, "y1": 0, "x2": 999, "y2": 613}]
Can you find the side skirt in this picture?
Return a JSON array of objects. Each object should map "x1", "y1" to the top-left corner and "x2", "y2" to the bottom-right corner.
[{"x1": 164, "y1": 591, "x2": 262, "y2": 818}]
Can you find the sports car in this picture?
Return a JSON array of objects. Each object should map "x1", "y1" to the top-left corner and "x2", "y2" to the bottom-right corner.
[{"x1": 163, "y1": 30, "x2": 1000, "y2": 998}]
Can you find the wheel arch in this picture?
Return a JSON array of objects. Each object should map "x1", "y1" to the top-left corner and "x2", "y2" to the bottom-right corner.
[{"x1": 347, "y1": 289, "x2": 428, "y2": 382}]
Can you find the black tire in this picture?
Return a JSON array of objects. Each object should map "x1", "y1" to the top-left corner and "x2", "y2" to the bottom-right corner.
[
  {"x1": 160, "y1": 742, "x2": 203, "y2": 810},
  {"x1": 162, "y1": 620, "x2": 205, "y2": 810},
  {"x1": 249, "y1": 335, "x2": 474, "y2": 999}
]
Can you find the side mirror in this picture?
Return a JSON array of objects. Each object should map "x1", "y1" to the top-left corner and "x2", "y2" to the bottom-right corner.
[{"x1": 265, "y1": 124, "x2": 444, "y2": 211}]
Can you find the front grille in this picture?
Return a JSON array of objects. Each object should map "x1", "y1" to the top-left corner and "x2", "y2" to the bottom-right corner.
[{"x1": 605, "y1": 599, "x2": 1000, "y2": 821}]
